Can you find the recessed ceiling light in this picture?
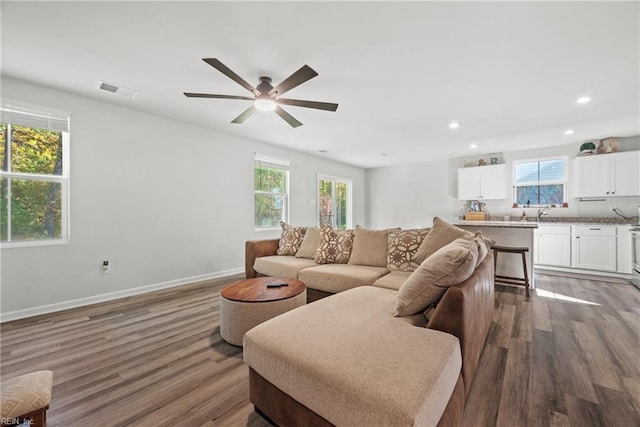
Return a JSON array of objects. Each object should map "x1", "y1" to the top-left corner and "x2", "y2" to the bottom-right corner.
[
  {"x1": 449, "y1": 121, "x2": 460, "y2": 130},
  {"x1": 576, "y1": 96, "x2": 591, "y2": 104},
  {"x1": 564, "y1": 129, "x2": 575, "y2": 135},
  {"x1": 470, "y1": 143, "x2": 478, "y2": 149}
]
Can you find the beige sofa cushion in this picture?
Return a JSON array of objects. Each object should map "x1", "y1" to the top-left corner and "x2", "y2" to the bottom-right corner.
[
  {"x1": 253, "y1": 255, "x2": 317, "y2": 279},
  {"x1": 372, "y1": 270, "x2": 412, "y2": 291},
  {"x1": 298, "y1": 264, "x2": 388, "y2": 293},
  {"x1": 276, "y1": 222, "x2": 307, "y2": 256},
  {"x1": 395, "y1": 237, "x2": 478, "y2": 316},
  {"x1": 387, "y1": 228, "x2": 431, "y2": 272},
  {"x1": 244, "y1": 286, "x2": 461, "y2": 427},
  {"x1": 413, "y1": 217, "x2": 473, "y2": 264},
  {"x1": 314, "y1": 224, "x2": 355, "y2": 264},
  {"x1": 296, "y1": 227, "x2": 320, "y2": 259},
  {"x1": 348, "y1": 226, "x2": 392, "y2": 267}
]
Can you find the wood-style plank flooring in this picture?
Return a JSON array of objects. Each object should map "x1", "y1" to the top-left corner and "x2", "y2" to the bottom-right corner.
[{"x1": 1, "y1": 272, "x2": 639, "y2": 426}]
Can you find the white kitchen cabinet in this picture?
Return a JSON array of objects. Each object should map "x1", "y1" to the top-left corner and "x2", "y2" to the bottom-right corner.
[
  {"x1": 535, "y1": 225, "x2": 572, "y2": 267},
  {"x1": 458, "y1": 164, "x2": 506, "y2": 200},
  {"x1": 572, "y1": 226, "x2": 617, "y2": 272},
  {"x1": 574, "y1": 151, "x2": 640, "y2": 198}
]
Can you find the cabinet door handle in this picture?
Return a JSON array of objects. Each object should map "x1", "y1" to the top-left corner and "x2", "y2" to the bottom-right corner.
[
  {"x1": 612, "y1": 191, "x2": 615, "y2": 194},
  {"x1": 589, "y1": 228, "x2": 601, "y2": 231},
  {"x1": 576, "y1": 236, "x2": 580, "y2": 239},
  {"x1": 606, "y1": 191, "x2": 610, "y2": 194}
]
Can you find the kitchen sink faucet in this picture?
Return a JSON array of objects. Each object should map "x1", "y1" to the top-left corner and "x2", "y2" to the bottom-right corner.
[{"x1": 537, "y1": 208, "x2": 548, "y2": 221}]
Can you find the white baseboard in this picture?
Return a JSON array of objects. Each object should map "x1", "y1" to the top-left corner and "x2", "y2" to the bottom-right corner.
[
  {"x1": 534, "y1": 266, "x2": 631, "y2": 281},
  {"x1": 0, "y1": 268, "x2": 244, "y2": 323}
]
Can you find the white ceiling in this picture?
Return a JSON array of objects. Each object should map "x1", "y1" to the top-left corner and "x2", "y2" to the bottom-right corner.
[{"x1": 1, "y1": 1, "x2": 638, "y2": 169}]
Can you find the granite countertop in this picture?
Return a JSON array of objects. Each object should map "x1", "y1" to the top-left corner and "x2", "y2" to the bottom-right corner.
[
  {"x1": 536, "y1": 216, "x2": 637, "y2": 225},
  {"x1": 454, "y1": 216, "x2": 638, "y2": 227},
  {"x1": 452, "y1": 220, "x2": 538, "y2": 229}
]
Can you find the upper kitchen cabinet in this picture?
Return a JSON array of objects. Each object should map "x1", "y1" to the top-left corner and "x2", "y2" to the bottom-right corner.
[
  {"x1": 574, "y1": 151, "x2": 640, "y2": 198},
  {"x1": 458, "y1": 164, "x2": 506, "y2": 200}
]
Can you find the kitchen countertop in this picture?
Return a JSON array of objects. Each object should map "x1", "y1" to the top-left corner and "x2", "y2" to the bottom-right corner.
[
  {"x1": 452, "y1": 220, "x2": 538, "y2": 229},
  {"x1": 536, "y1": 216, "x2": 636, "y2": 225},
  {"x1": 453, "y1": 216, "x2": 638, "y2": 228}
]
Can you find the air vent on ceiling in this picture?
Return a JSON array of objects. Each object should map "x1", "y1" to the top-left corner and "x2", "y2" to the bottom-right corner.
[{"x1": 95, "y1": 80, "x2": 139, "y2": 99}]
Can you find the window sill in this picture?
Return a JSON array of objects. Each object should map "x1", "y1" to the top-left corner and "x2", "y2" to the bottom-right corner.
[
  {"x1": 0, "y1": 238, "x2": 68, "y2": 249},
  {"x1": 255, "y1": 227, "x2": 281, "y2": 232}
]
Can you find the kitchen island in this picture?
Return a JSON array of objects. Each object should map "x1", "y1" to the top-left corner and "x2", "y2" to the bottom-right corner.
[{"x1": 453, "y1": 220, "x2": 538, "y2": 289}]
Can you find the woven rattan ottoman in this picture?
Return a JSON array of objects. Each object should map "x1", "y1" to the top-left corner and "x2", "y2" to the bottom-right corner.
[{"x1": 220, "y1": 277, "x2": 306, "y2": 346}]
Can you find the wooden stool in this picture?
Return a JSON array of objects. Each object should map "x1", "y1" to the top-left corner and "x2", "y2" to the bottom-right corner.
[
  {"x1": 492, "y1": 245, "x2": 530, "y2": 297},
  {"x1": 0, "y1": 370, "x2": 53, "y2": 427}
]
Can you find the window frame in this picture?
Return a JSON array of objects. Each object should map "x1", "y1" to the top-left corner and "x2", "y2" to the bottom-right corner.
[
  {"x1": 317, "y1": 173, "x2": 353, "y2": 229},
  {"x1": 1, "y1": 103, "x2": 71, "y2": 248},
  {"x1": 512, "y1": 155, "x2": 568, "y2": 208},
  {"x1": 254, "y1": 153, "x2": 290, "y2": 231}
]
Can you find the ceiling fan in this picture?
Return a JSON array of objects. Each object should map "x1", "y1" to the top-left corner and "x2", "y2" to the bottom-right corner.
[{"x1": 184, "y1": 58, "x2": 338, "y2": 128}]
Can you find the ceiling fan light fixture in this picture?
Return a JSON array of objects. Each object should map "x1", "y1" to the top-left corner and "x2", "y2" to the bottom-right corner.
[{"x1": 255, "y1": 97, "x2": 276, "y2": 111}]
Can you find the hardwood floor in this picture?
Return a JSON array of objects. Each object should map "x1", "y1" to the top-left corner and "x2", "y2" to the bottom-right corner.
[{"x1": 1, "y1": 273, "x2": 639, "y2": 426}]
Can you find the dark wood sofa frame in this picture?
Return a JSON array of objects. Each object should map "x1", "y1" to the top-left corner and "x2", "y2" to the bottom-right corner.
[{"x1": 244, "y1": 239, "x2": 495, "y2": 426}]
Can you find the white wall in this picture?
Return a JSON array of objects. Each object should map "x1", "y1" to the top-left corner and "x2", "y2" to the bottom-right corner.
[
  {"x1": 366, "y1": 138, "x2": 640, "y2": 228},
  {"x1": 0, "y1": 76, "x2": 365, "y2": 319},
  {"x1": 366, "y1": 159, "x2": 458, "y2": 228}
]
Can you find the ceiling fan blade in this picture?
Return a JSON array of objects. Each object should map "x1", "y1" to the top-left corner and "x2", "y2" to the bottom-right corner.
[
  {"x1": 183, "y1": 93, "x2": 254, "y2": 101},
  {"x1": 274, "y1": 106, "x2": 303, "y2": 128},
  {"x1": 277, "y1": 98, "x2": 338, "y2": 112},
  {"x1": 202, "y1": 58, "x2": 259, "y2": 95},
  {"x1": 269, "y1": 65, "x2": 318, "y2": 97},
  {"x1": 231, "y1": 105, "x2": 257, "y2": 124}
]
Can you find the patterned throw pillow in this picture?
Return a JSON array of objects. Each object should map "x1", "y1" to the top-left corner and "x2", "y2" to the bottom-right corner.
[
  {"x1": 387, "y1": 228, "x2": 431, "y2": 272},
  {"x1": 276, "y1": 222, "x2": 307, "y2": 256},
  {"x1": 314, "y1": 223, "x2": 355, "y2": 264}
]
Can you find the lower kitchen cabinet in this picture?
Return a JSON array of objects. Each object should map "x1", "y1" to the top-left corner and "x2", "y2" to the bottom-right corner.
[
  {"x1": 535, "y1": 225, "x2": 571, "y2": 267},
  {"x1": 535, "y1": 224, "x2": 629, "y2": 274},
  {"x1": 572, "y1": 226, "x2": 617, "y2": 272}
]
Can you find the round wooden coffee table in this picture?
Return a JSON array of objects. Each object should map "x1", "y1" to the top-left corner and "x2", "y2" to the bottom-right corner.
[{"x1": 219, "y1": 277, "x2": 306, "y2": 346}]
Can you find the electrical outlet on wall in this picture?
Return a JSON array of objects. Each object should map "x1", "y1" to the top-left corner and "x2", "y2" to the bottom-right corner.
[{"x1": 100, "y1": 260, "x2": 110, "y2": 274}]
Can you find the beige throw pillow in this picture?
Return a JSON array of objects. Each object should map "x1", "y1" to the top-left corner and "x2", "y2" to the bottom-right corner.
[
  {"x1": 387, "y1": 228, "x2": 431, "y2": 272},
  {"x1": 413, "y1": 217, "x2": 474, "y2": 264},
  {"x1": 296, "y1": 227, "x2": 321, "y2": 259},
  {"x1": 314, "y1": 224, "x2": 355, "y2": 264},
  {"x1": 395, "y1": 236, "x2": 478, "y2": 317},
  {"x1": 276, "y1": 222, "x2": 307, "y2": 256},
  {"x1": 473, "y1": 231, "x2": 495, "y2": 267},
  {"x1": 348, "y1": 226, "x2": 393, "y2": 267}
]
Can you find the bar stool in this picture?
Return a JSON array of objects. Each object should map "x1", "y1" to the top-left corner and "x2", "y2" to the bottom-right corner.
[{"x1": 491, "y1": 245, "x2": 530, "y2": 297}]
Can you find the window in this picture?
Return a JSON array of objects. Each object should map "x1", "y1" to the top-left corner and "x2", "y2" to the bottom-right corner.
[
  {"x1": 1, "y1": 100, "x2": 70, "y2": 247},
  {"x1": 318, "y1": 174, "x2": 352, "y2": 229},
  {"x1": 254, "y1": 154, "x2": 289, "y2": 230},
  {"x1": 513, "y1": 157, "x2": 566, "y2": 207}
]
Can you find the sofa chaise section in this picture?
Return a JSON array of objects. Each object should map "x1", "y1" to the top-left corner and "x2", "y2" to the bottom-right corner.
[{"x1": 244, "y1": 286, "x2": 462, "y2": 427}]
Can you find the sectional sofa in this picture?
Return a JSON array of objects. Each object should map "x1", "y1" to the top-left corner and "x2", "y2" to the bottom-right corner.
[{"x1": 242, "y1": 218, "x2": 495, "y2": 426}]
